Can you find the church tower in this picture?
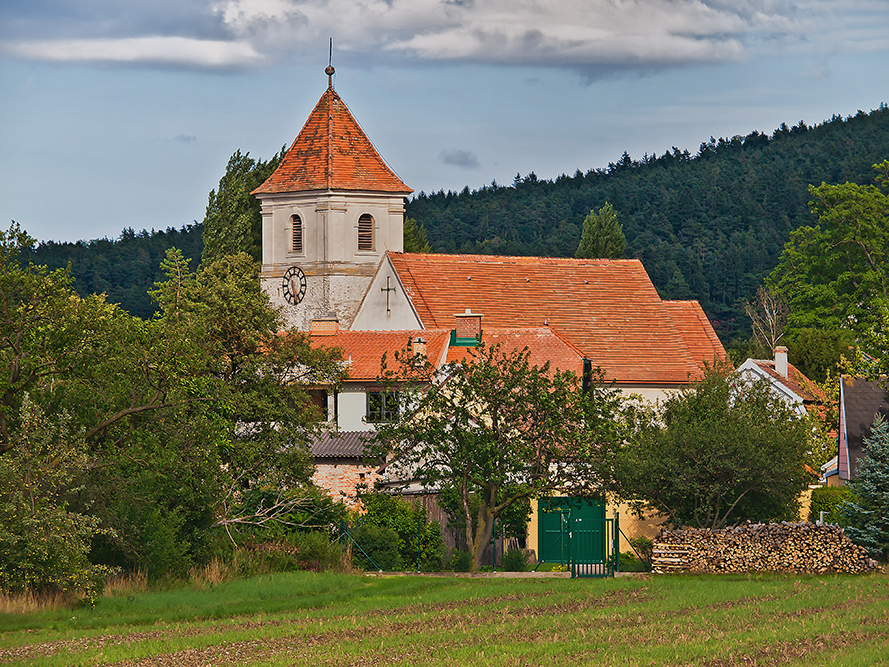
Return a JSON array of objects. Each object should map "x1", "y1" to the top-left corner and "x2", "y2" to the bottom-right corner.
[{"x1": 252, "y1": 67, "x2": 412, "y2": 330}]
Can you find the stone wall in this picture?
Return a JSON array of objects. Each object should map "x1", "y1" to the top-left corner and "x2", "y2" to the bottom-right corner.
[{"x1": 652, "y1": 522, "x2": 879, "y2": 574}]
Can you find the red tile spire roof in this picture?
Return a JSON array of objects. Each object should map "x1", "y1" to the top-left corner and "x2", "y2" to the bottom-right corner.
[{"x1": 253, "y1": 83, "x2": 412, "y2": 195}]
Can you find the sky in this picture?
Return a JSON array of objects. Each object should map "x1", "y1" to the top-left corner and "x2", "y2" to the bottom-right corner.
[{"x1": 1, "y1": 1, "x2": 888, "y2": 244}]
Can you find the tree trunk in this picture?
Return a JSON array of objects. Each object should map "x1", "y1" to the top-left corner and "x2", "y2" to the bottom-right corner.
[{"x1": 469, "y1": 501, "x2": 496, "y2": 573}]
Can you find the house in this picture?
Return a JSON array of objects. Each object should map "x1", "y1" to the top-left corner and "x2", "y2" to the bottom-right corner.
[
  {"x1": 252, "y1": 69, "x2": 727, "y2": 559},
  {"x1": 836, "y1": 376, "x2": 889, "y2": 484},
  {"x1": 736, "y1": 346, "x2": 825, "y2": 418}
]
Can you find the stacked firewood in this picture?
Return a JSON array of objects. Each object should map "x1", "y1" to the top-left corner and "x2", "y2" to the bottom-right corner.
[{"x1": 651, "y1": 522, "x2": 879, "y2": 574}]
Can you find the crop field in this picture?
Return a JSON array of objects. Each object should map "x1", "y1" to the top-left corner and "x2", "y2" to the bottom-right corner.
[{"x1": 1, "y1": 571, "x2": 887, "y2": 666}]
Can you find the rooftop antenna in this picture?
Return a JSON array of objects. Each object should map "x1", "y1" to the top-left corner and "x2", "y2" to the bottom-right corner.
[{"x1": 325, "y1": 38, "x2": 335, "y2": 88}]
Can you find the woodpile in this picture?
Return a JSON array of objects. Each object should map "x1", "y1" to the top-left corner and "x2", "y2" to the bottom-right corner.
[{"x1": 651, "y1": 522, "x2": 880, "y2": 574}]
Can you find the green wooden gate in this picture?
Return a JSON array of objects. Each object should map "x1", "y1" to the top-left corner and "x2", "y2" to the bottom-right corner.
[{"x1": 537, "y1": 497, "x2": 619, "y2": 578}]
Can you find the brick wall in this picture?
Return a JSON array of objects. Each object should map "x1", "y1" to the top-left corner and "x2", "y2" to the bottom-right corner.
[{"x1": 312, "y1": 459, "x2": 382, "y2": 509}]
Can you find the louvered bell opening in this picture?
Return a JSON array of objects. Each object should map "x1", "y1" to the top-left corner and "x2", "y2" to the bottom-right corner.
[
  {"x1": 358, "y1": 214, "x2": 374, "y2": 251},
  {"x1": 291, "y1": 214, "x2": 303, "y2": 253}
]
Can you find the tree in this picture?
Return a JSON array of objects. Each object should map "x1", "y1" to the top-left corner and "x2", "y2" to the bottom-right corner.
[
  {"x1": 609, "y1": 364, "x2": 811, "y2": 529},
  {"x1": 375, "y1": 342, "x2": 622, "y2": 573},
  {"x1": 0, "y1": 396, "x2": 109, "y2": 602},
  {"x1": 841, "y1": 416, "x2": 889, "y2": 562},
  {"x1": 575, "y1": 203, "x2": 626, "y2": 259},
  {"x1": 744, "y1": 286, "x2": 788, "y2": 353},
  {"x1": 768, "y1": 160, "x2": 889, "y2": 343},
  {"x1": 403, "y1": 217, "x2": 432, "y2": 253},
  {"x1": 202, "y1": 148, "x2": 286, "y2": 264}
]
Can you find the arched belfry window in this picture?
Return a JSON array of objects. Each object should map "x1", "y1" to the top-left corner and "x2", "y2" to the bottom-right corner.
[
  {"x1": 291, "y1": 214, "x2": 303, "y2": 253},
  {"x1": 358, "y1": 214, "x2": 374, "y2": 251}
]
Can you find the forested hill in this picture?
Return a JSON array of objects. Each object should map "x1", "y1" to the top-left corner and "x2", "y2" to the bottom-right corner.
[
  {"x1": 20, "y1": 105, "x2": 889, "y2": 339},
  {"x1": 406, "y1": 105, "x2": 889, "y2": 339},
  {"x1": 23, "y1": 225, "x2": 202, "y2": 319}
]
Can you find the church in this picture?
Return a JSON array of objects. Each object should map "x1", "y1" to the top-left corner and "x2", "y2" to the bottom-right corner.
[{"x1": 251, "y1": 68, "x2": 726, "y2": 560}]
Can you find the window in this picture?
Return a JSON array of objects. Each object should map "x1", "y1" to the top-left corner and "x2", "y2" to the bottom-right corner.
[
  {"x1": 358, "y1": 214, "x2": 374, "y2": 251},
  {"x1": 291, "y1": 214, "x2": 303, "y2": 253},
  {"x1": 366, "y1": 391, "x2": 399, "y2": 423},
  {"x1": 307, "y1": 389, "x2": 328, "y2": 421}
]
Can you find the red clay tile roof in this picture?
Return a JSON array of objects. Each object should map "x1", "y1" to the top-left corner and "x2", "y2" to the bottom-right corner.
[
  {"x1": 446, "y1": 328, "x2": 584, "y2": 375},
  {"x1": 389, "y1": 252, "x2": 725, "y2": 385},
  {"x1": 750, "y1": 360, "x2": 825, "y2": 403},
  {"x1": 310, "y1": 329, "x2": 450, "y2": 381},
  {"x1": 253, "y1": 87, "x2": 412, "y2": 195},
  {"x1": 662, "y1": 301, "x2": 726, "y2": 369}
]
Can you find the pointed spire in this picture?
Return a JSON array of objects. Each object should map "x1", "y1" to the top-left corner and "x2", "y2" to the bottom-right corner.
[{"x1": 252, "y1": 77, "x2": 412, "y2": 196}]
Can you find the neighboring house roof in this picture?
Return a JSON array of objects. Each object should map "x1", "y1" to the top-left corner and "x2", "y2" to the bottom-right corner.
[
  {"x1": 252, "y1": 86, "x2": 412, "y2": 195},
  {"x1": 309, "y1": 329, "x2": 451, "y2": 381},
  {"x1": 445, "y1": 327, "x2": 584, "y2": 374},
  {"x1": 839, "y1": 376, "x2": 889, "y2": 480},
  {"x1": 737, "y1": 358, "x2": 825, "y2": 408},
  {"x1": 309, "y1": 430, "x2": 376, "y2": 457},
  {"x1": 387, "y1": 252, "x2": 725, "y2": 385}
]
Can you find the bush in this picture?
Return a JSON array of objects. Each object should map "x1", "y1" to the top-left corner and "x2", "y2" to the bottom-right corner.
[
  {"x1": 810, "y1": 486, "x2": 856, "y2": 525},
  {"x1": 357, "y1": 493, "x2": 444, "y2": 571},
  {"x1": 350, "y1": 525, "x2": 402, "y2": 571},
  {"x1": 501, "y1": 548, "x2": 529, "y2": 572},
  {"x1": 619, "y1": 552, "x2": 648, "y2": 572},
  {"x1": 629, "y1": 536, "x2": 654, "y2": 564},
  {"x1": 448, "y1": 550, "x2": 472, "y2": 572},
  {"x1": 293, "y1": 532, "x2": 345, "y2": 572}
]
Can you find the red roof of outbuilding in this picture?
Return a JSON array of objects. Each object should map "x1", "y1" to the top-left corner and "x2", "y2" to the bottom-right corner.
[
  {"x1": 310, "y1": 329, "x2": 450, "y2": 381},
  {"x1": 253, "y1": 86, "x2": 412, "y2": 195},
  {"x1": 388, "y1": 252, "x2": 725, "y2": 385}
]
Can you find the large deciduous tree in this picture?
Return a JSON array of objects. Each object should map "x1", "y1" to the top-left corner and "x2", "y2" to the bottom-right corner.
[
  {"x1": 375, "y1": 342, "x2": 622, "y2": 573},
  {"x1": 1, "y1": 226, "x2": 344, "y2": 586},
  {"x1": 608, "y1": 365, "x2": 810, "y2": 529},
  {"x1": 768, "y1": 160, "x2": 889, "y2": 344}
]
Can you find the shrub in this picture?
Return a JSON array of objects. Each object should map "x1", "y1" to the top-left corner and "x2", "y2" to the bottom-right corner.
[
  {"x1": 357, "y1": 493, "x2": 444, "y2": 571},
  {"x1": 629, "y1": 536, "x2": 654, "y2": 564},
  {"x1": 448, "y1": 550, "x2": 472, "y2": 572},
  {"x1": 350, "y1": 525, "x2": 402, "y2": 571},
  {"x1": 293, "y1": 532, "x2": 345, "y2": 572},
  {"x1": 810, "y1": 486, "x2": 856, "y2": 525},
  {"x1": 619, "y1": 552, "x2": 647, "y2": 572},
  {"x1": 501, "y1": 548, "x2": 529, "y2": 572}
]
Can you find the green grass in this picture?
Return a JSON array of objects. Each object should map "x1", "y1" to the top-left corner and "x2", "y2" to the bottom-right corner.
[{"x1": 1, "y1": 572, "x2": 887, "y2": 666}]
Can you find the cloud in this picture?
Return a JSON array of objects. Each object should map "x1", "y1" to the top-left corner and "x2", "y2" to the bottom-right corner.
[
  {"x1": 174, "y1": 134, "x2": 198, "y2": 143},
  {"x1": 4, "y1": 36, "x2": 262, "y2": 67},
  {"x1": 440, "y1": 149, "x2": 480, "y2": 169},
  {"x1": 1, "y1": 0, "x2": 886, "y2": 71}
]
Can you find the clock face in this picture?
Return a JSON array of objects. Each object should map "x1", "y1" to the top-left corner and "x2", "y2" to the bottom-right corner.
[{"x1": 282, "y1": 266, "x2": 307, "y2": 305}]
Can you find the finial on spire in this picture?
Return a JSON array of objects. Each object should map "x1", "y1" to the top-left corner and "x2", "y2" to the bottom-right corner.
[{"x1": 326, "y1": 38, "x2": 335, "y2": 88}]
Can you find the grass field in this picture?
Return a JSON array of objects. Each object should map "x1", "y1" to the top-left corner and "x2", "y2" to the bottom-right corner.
[{"x1": 0, "y1": 571, "x2": 887, "y2": 666}]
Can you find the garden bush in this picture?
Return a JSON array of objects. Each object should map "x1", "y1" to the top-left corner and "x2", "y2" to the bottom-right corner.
[
  {"x1": 350, "y1": 525, "x2": 402, "y2": 571},
  {"x1": 501, "y1": 548, "x2": 529, "y2": 571},
  {"x1": 810, "y1": 486, "x2": 856, "y2": 525}
]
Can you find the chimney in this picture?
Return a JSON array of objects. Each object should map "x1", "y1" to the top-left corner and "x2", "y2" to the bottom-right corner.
[
  {"x1": 774, "y1": 346, "x2": 788, "y2": 378},
  {"x1": 455, "y1": 309, "x2": 482, "y2": 339},
  {"x1": 412, "y1": 337, "x2": 427, "y2": 357},
  {"x1": 311, "y1": 317, "x2": 339, "y2": 336}
]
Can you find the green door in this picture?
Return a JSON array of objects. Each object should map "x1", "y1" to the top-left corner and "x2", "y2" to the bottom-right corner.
[{"x1": 537, "y1": 497, "x2": 605, "y2": 564}]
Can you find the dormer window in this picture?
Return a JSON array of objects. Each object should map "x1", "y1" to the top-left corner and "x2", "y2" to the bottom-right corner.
[
  {"x1": 358, "y1": 214, "x2": 374, "y2": 251},
  {"x1": 291, "y1": 214, "x2": 303, "y2": 253}
]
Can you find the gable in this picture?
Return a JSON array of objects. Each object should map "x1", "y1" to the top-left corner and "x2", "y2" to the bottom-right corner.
[{"x1": 350, "y1": 255, "x2": 423, "y2": 331}]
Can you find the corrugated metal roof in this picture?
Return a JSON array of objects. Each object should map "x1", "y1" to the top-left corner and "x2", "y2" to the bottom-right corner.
[{"x1": 309, "y1": 431, "x2": 378, "y2": 457}]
